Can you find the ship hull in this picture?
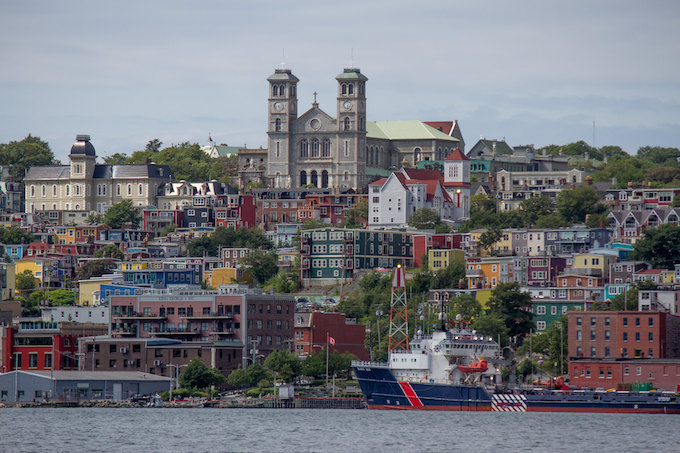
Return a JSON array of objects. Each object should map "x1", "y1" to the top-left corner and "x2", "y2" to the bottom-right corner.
[{"x1": 354, "y1": 364, "x2": 680, "y2": 414}]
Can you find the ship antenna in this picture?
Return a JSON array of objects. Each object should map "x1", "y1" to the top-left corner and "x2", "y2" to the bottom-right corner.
[{"x1": 388, "y1": 264, "x2": 409, "y2": 352}]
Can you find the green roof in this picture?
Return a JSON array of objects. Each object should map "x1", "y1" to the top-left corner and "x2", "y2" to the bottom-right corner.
[
  {"x1": 267, "y1": 69, "x2": 300, "y2": 82},
  {"x1": 366, "y1": 167, "x2": 393, "y2": 177},
  {"x1": 367, "y1": 121, "x2": 460, "y2": 142},
  {"x1": 335, "y1": 68, "x2": 368, "y2": 81},
  {"x1": 481, "y1": 139, "x2": 513, "y2": 155}
]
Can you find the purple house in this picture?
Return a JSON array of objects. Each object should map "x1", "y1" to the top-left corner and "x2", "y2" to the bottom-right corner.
[{"x1": 526, "y1": 256, "x2": 567, "y2": 286}]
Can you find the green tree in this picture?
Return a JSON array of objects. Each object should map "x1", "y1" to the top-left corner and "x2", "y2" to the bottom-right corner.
[
  {"x1": 302, "y1": 350, "x2": 326, "y2": 378},
  {"x1": 470, "y1": 193, "x2": 496, "y2": 212},
  {"x1": 86, "y1": 212, "x2": 104, "y2": 225},
  {"x1": 265, "y1": 271, "x2": 300, "y2": 293},
  {"x1": 478, "y1": 227, "x2": 502, "y2": 255},
  {"x1": 179, "y1": 357, "x2": 226, "y2": 389},
  {"x1": 519, "y1": 196, "x2": 554, "y2": 227},
  {"x1": 15, "y1": 270, "x2": 36, "y2": 296},
  {"x1": 48, "y1": 289, "x2": 77, "y2": 306},
  {"x1": 0, "y1": 227, "x2": 33, "y2": 244},
  {"x1": 432, "y1": 261, "x2": 466, "y2": 289},
  {"x1": 632, "y1": 224, "x2": 680, "y2": 269},
  {"x1": 0, "y1": 134, "x2": 56, "y2": 182},
  {"x1": 103, "y1": 200, "x2": 140, "y2": 229},
  {"x1": 555, "y1": 185, "x2": 606, "y2": 223},
  {"x1": 471, "y1": 313, "x2": 510, "y2": 346},
  {"x1": 145, "y1": 138, "x2": 163, "y2": 153},
  {"x1": 486, "y1": 282, "x2": 534, "y2": 342},
  {"x1": 408, "y1": 208, "x2": 442, "y2": 230},
  {"x1": 75, "y1": 259, "x2": 117, "y2": 280},
  {"x1": 126, "y1": 141, "x2": 228, "y2": 182},
  {"x1": 94, "y1": 244, "x2": 124, "y2": 259},
  {"x1": 160, "y1": 224, "x2": 177, "y2": 237},
  {"x1": 343, "y1": 198, "x2": 368, "y2": 228},
  {"x1": 186, "y1": 236, "x2": 215, "y2": 257},
  {"x1": 102, "y1": 153, "x2": 129, "y2": 164},
  {"x1": 242, "y1": 250, "x2": 278, "y2": 285},
  {"x1": 637, "y1": 146, "x2": 680, "y2": 165},
  {"x1": 263, "y1": 350, "x2": 302, "y2": 382},
  {"x1": 227, "y1": 366, "x2": 251, "y2": 389},
  {"x1": 245, "y1": 362, "x2": 270, "y2": 387},
  {"x1": 448, "y1": 294, "x2": 482, "y2": 322}
]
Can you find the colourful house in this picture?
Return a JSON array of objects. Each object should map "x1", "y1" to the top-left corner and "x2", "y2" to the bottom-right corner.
[
  {"x1": 465, "y1": 256, "x2": 514, "y2": 290},
  {"x1": 77, "y1": 275, "x2": 115, "y2": 306},
  {"x1": 428, "y1": 249, "x2": 465, "y2": 273},
  {"x1": 207, "y1": 267, "x2": 238, "y2": 288},
  {"x1": 54, "y1": 226, "x2": 76, "y2": 245},
  {"x1": 571, "y1": 251, "x2": 618, "y2": 276}
]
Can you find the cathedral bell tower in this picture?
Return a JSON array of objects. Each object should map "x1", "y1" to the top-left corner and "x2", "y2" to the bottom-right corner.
[
  {"x1": 266, "y1": 69, "x2": 299, "y2": 188},
  {"x1": 335, "y1": 68, "x2": 368, "y2": 188}
]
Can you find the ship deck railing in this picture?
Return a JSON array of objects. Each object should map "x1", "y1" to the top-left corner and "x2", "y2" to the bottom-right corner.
[{"x1": 352, "y1": 360, "x2": 389, "y2": 368}]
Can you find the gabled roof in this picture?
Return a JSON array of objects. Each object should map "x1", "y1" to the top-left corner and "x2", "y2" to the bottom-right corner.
[
  {"x1": 424, "y1": 121, "x2": 456, "y2": 136},
  {"x1": 445, "y1": 149, "x2": 469, "y2": 161},
  {"x1": 367, "y1": 121, "x2": 460, "y2": 142},
  {"x1": 401, "y1": 168, "x2": 443, "y2": 182}
]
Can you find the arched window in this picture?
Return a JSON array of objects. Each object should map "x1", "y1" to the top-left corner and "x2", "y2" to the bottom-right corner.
[
  {"x1": 273, "y1": 85, "x2": 278, "y2": 96},
  {"x1": 279, "y1": 85, "x2": 285, "y2": 96},
  {"x1": 321, "y1": 170, "x2": 329, "y2": 188},
  {"x1": 31, "y1": 185, "x2": 35, "y2": 197},
  {"x1": 275, "y1": 118, "x2": 281, "y2": 132},
  {"x1": 300, "y1": 171, "x2": 307, "y2": 186},
  {"x1": 300, "y1": 139, "x2": 308, "y2": 158},
  {"x1": 344, "y1": 117, "x2": 351, "y2": 131},
  {"x1": 311, "y1": 171, "x2": 318, "y2": 187},
  {"x1": 341, "y1": 84, "x2": 347, "y2": 95},
  {"x1": 413, "y1": 147, "x2": 422, "y2": 164},
  {"x1": 41, "y1": 185, "x2": 46, "y2": 197},
  {"x1": 359, "y1": 83, "x2": 364, "y2": 95},
  {"x1": 276, "y1": 141, "x2": 280, "y2": 158},
  {"x1": 139, "y1": 184, "x2": 143, "y2": 195},
  {"x1": 311, "y1": 138, "x2": 319, "y2": 157},
  {"x1": 65, "y1": 185, "x2": 69, "y2": 196},
  {"x1": 127, "y1": 184, "x2": 132, "y2": 196},
  {"x1": 275, "y1": 173, "x2": 281, "y2": 188},
  {"x1": 348, "y1": 84, "x2": 354, "y2": 95},
  {"x1": 52, "y1": 185, "x2": 57, "y2": 196},
  {"x1": 322, "y1": 138, "x2": 331, "y2": 157},
  {"x1": 344, "y1": 171, "x2": 349, "y2": 181},
  {"x1": 116, "y1": 184, "x2": 121, "y2": 196}
]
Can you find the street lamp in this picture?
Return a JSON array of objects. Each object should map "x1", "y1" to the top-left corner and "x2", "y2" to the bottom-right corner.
[{"x1": 167, "y1": 363, "x2": 189, "y2": 402}]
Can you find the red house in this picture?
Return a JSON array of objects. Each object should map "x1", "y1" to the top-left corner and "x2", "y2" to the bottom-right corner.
[
  {"x1": 294, "y1": 311, "x2": 369, "y2": 360},
  {"x1": 214, "y1": 194, "x2": 256, "y2": 229}
]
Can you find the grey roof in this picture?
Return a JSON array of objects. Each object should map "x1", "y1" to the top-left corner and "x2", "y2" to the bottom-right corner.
[
  {"x1": 267, "y1": 69, "x2": 300, "y2": 82},
  {"x1": 70, "y1": 135, "x2": 96, "y2": 156},
  {"x1": 12, "y1": 370, "x2": 172, "y2": 382},
  {"x1": 93, "y1": 164, "x2": 173, "y2": 179},
  {"x1": 25, "y1": 166, "x2": 70, "y2": 181}
]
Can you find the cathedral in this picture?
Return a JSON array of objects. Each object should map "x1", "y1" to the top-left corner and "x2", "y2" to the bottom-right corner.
[{"x1": 266, "y1": 68, "x2": 462, "y2": 191}]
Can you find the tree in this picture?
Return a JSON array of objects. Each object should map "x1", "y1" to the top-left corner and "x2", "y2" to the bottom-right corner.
[
  {"x1": 186, "y1": 236, "x2": 216, "y2": 257},
  {"x1": 227, "y1": 366, "x2": 251, "y2": 389},
  {"x1": 633, "y1": 224, "x2": 680, "y2": 269},
  {"x1": 486, "y1": 282, "x2": 534, "y2": 341},
  {"x1": 48, "y1": 289, "x2": 77, "y2": 306},
  {"x1": 103, "y1": 200, "x2": 140, "y2": 229},
  {"x1": 343, "y1": 198, "x2": 368, "y2": 228},
  {"x1": 242, "y1": 250, "x2": 278, "y2": 285},
  {"x1": 432, "y1": 261, "x2": 466, "y2": 289},
  {"x1": 637, "y1": 146, "x2": 680, "y2": 165},
  {"x1": 266, "y1": 271, "x2": 300, "y2": 293},
  {"x1": 94, "y1": 244, "x2": 124, "y2": 259},
  {"x1": 519, "y1": 196, "x2": 554, "y2": 227},
  {"x1": 302, "y1": 350, "x2": 326, "y2": 378},
  {"x1": 86, "y1": 212, "x2": 104, "y2": 225},
  {"x1": 160, "y1": 224, "x2": 177, "y2": 237},
  {"x1": 555, "y1": 185, "x2": 606, "y2": 223},
  {"x1": 145, "y1": 138, "x2": 163, "y2": 153},
  {"x1": 263, "y1": 350, "x2": 302, "y2": 382},
  {"x1": 478, "y1": 227, "x2": 502, "y2": 255},
  {"x1": 0, "y1": 227, "x2": 33, "y2": 245},
  {"x1": 179, "y1": 357, "x2": 226, "y2": 389},
  {"x1": 102, "y1": 153, "x2": 129, "y2": 164},
  {"x1": 471, "y1": 313, "x2": 510, "y2": 346},
  {"x1": 75, "y1": 259, "x2": 117, "y2": 280},
  {"x1": 15, "y1": 270, "x2": 36, "y2": 296},
  {"x1": 0, "y1": 134, "x2": 56, "y2": 182},
  {"x1": 408, "y1": 208, "x2": 441, "y2": 230},
  {"x1": 448, "y1": 294, "x2": 482, "y2": 322},
  {"x1": 470, "y1": 193, "x2": 496, "y2": 212}
]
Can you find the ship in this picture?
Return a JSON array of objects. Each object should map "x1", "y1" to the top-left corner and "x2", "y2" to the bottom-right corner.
[{"x1": 352, "y1": 267, "x2": 680, "y2": 414}]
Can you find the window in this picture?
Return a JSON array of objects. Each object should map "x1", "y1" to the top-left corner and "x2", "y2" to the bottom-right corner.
[
  {"x1": 29, "y1": 353, "x2": 38, "y2": 368},
  {"x1": 127, "y1": 184, "x2": 132, "y2": 196},
  {"x1": 623, "y1": 332, "x2": 628, "y2": 342},
  {"x1": 590, "y1": 330, "x2": 596, "y2": 341},
  {"x1": 635, "y1": 332, "x2": 640, "y2": 342},
  {"x1": 344, "y1": 117, "x2": 351, "y2": 131},
  {"x1": 648, "y1": 332, "x2": 654, "y2": 342},
  {"x1": 623, "y1": 317, "x2": 628, "y2": 327},
  {"x1": 648, "y1": 317, "x2": 654, "y2": 327},
  {"x1": 536, "y1": 306, "x2": 546, "y2": 315},
  {"x1": 576, "y1": 317, "x2": 582, "y2": 326}
]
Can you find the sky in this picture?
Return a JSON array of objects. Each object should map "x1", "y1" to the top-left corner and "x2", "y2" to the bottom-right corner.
[{"x1": 1, "y1": 0, "x2": 679, "y2": 163}]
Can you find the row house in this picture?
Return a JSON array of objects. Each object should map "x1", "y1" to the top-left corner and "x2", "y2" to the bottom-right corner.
[
  {"x1": 524, "y1": 256, "x2": 567, "y2": 287},
  {"x1": 638, "y1": 289, "x2": 680, "y2": 315},
  {"x1": 221, "y1": 247, "x2": 250, "y2": 269},
  {"x1": 633, "y1": 268, "x2": 674, "y2": 286},
  {"x1": 267, "y1": 223, "x2": 302, "y2": 247},
  {"x1": 155, "y1": 180, "x2": 230, "y2": 210},
  {"x1": 142, "y1": 209, "x2": 184, "y2": 232},
  {"x1": 604, "y1": 187, "x2": 680, "y2": 211},
  {"x1": 214, "y1": 193, "x2": 256, "y2": 230},
  {"x1": 412, "y1": 233, "x2": 464, "y2": 268},
  {"x1": 608, "y1": 208, "x2": 680, "y2": 243},
  {"x1": 428, "y1": 249, "x2": 465, "y2": 273},
  {"x1": 300, "y1": 228, "x2": 414, "y2": 286},
  {"x1": 557, "y1": 272, "x2": 605, "y2": 302},
  {"x1": 298, "y1": 193, "x2": 366, "y2": 226},
  {"x1": 609, "y1": 261, "x2": 650, "y2": 286},
  {"x1": 294, "y1": 311, "x2": 369, "y2": 360},
  {"x1": 567, "y1": 311, "x2": 680, "y2": 390},
  {"x1": 528, "y1": 297, "x2": 583, "y2": 331},
  {"x1": 1, "y1": 321, "x2": 108, "y2": 373},
  {"x1": 250, "y1": 187, "x2": 335, "y2": 228},
  {"x1": 465, "y1": 256, "x2": 515, "y2": 289}
]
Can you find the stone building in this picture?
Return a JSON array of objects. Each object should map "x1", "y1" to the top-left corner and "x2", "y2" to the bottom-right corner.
[{"x1": 24, "y1": 135, "x2": 173, "y2": 214}]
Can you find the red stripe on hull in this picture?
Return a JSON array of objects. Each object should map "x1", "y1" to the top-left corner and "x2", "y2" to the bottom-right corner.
[
  {"x1": 397, "y1": 382, "x2": 424, "y2": 407},
  {"x1": 367, "y1": 404, "x2": 492, "y2": 411}
]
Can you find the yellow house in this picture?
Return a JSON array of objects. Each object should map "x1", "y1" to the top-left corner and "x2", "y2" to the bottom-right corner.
[
  {"x1": 428, "y1": 249, "x2": 465, "y2": 272},
  {"x1": 55, "y1": 226, "x2": 76, "y2": 245},
  {"x1": 465, "y1": 256, "x2": 514, "y2": 290},
  {"x1": 16, "y1": 258, "x2": 50, "y2": 288},
  {"x1": 489, "y1": 230, "x2": 514, "y2": 256},
  {"x1": 78, "y1": 275, "x2": 115, "y2": 306},
  {"x1": 0, "y1": 262, "x2": 16, "y2": 300},
  {"x1": 207, "y1": 267, "x2": 237, "y2": 288},
  {"x1": 119, "y1": 261, "x2": 148, "y2": 271},
  {"x1": 572, "y1": 252, "x2": 617, "y2": 275}
]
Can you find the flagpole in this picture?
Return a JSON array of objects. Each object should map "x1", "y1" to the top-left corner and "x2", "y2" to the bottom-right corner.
[{"x1": 325, "y1": 332, "x2": 329, "y2": 389}]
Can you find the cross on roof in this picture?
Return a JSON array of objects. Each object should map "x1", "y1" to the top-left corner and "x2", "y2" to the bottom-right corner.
[{"x1": 313, "y1": 91, "x2": 317, "y2": 103}]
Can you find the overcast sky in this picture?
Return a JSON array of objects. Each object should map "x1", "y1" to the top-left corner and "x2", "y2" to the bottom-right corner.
[{"x1": 1, "y1": 0, "x2": 679, "y2": 163}]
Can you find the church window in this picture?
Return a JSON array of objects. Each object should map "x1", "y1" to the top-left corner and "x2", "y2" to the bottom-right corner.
[
  {"x1": 300, "y1": 139, "x2": 309, "y2": 158},
  {"x1": 139, "y1": 184, "x2": 143, "y2": 196},
  {"x1": 52, "y1": 185, "x2": 57, "y2": 196},
  {"x1": 291, "y1": 85, "x2": 296, "y2": 96},
  {"x1": 344, "y1": 117, "x2": 351, "y2": 131},
  {"x1": 102, "y1": 184, "x2": 106, "y2": 196},
  {"x1": 116, "y1": 184, "x2": 121, "y2": 196},
  {"x1": 359, "y1": 83, "x2": 364, "y2": 95},
  {"x1": 127, "y1": 184, "x2": 132, "y2": 196},
  {"x1": 454, "y1": 166, "x2": 459, "y2": 178},
  {"x1": 279, "y1": 85, "x2": 285, "y2": 96},
  {"x1": 341, "y1": 84, "x2": 347, "y2": 95},
  {"x1": 276, "y1": 141, "x2": 280, "y2": 158},
  {"x1": 311, "y1": 139, "x2": 319, "y2": 157},
  {"x1": 344, "y1": 140, "x2": 349, "y2": 157},
  {"x1": 311, "y1": 171, "x2": 318, "y2": 187},
  {"x1": 273, "y1": 85, "x2": 278, "y2": 96},
  {"x1": 365, "y1": 146, "x2": 369, "y2": 163},
  {"x1": 413, "y1": 147, "x2": 422, "y2": 163},
  {"x1": 276, "y1": 173, "x2": 281, "y2": 188},
  {"x1": 41, "y1": 185, "x2": 46, "y2": 197},
  {"x1": 275, "y1": 118, "x2": 281, "y2": 132},
  {"x1": 75, "y1": 185, "x2": 81, "y2": 196},
  {"x1": 344, "y1": 171, "x2": 349, "y2": 181},
  {"x1": 31, "y1": 185, "x2": 35, "y2": 197},
  {"x1": 348, "y1": 84, "x2": 354, "y2": 95},
  {"x1": 66, "y1": 185, "x2": 70, "y2": 196},
  {"x1": 322, "y1": 138, "x2": 331, "y2": 157},
  {"x1": 448, "y1": 166, "x2": 454, "y2": 178},
  {"x1": 300, "y1": 171, "x2": 307, "y2": 186}
]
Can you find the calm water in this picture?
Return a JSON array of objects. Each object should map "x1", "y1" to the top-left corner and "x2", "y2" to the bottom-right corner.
[{"x1": 0, "y1": 408, "x2": 677, "y2": 452}]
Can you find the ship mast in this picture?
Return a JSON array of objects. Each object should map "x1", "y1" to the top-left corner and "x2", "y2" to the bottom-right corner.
[{"x1": 388, "y1": 265, "x2": 409, "y2": 352}]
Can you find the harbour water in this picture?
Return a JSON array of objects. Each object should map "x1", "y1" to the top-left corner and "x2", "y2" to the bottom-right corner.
[{"x1": 0, "y1": 407, "x2": 677, "y2": 452}]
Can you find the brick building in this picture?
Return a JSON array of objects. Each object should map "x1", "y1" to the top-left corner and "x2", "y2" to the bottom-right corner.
[{"x1": 294, "y1": 311, "x2": 369, "y2": 360}]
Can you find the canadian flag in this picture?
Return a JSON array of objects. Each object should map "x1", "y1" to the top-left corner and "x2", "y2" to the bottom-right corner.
[{"x1": 328, "y1": 336, "x2": 336, "y2": 346}]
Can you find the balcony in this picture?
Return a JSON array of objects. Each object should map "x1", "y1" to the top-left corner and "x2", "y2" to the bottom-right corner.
[
  {"x1": 184, "y1": 312, "x2": 234, "y2": 320},
  {"x1": 113, "y1": 328, "x2": 138, "y2": 336},
  {"x1": 116, "y1": 312, "x2": 167, "y2": 320},
  {"x1": 150, "y1": 328, "x2": 201, "y2": 336},
  {"x1": 465, "y1": 269, "x2": 484, "y2": 278},
  {"x1": 212, "y1": 328, "x2": 235, "y2": 335}
]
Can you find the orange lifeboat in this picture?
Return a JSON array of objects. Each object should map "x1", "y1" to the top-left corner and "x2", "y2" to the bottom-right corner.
[{"x1": 457, "y1": 359, "x2": 488, "y2": 373}]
